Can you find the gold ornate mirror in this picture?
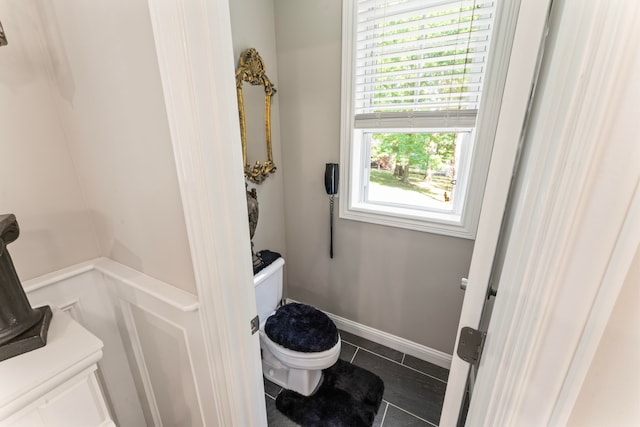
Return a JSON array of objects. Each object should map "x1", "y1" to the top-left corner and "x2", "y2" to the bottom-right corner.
[{"x1": 236, "y1": 48, "x2": 277, "y2": 184}]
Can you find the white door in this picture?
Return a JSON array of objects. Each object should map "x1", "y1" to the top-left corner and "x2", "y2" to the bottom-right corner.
[
  {"x1": 441, "y1": 1, "x2": 640, "y2": 426},
  {"x1": 439, "y1": 0, "x2": 552, "y2": 424}
]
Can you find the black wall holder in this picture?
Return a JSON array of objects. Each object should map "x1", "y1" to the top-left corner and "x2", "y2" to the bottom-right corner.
[
  {"x1": 0, "y1": 214, "x2": 52, "y2": 362},
  {"x1": 324, "y1": 163, "x2": 339, "y2": 258}
]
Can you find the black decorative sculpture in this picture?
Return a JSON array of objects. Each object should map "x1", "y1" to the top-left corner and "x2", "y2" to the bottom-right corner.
[
  {"x1": 0, "y1": 214, "x2": 52, "y2": 361},
  {"x1": 247, "y1": 185, "x2": 263, "y2": 271}
]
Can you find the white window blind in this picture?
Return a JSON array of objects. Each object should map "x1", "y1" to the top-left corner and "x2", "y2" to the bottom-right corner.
[{"x1": 355, "y1": 0, "x2": 496, "y2": 129}]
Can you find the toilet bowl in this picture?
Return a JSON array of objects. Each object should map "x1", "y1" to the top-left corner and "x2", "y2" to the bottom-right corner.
[{"x1": 254, "y1": 257, "x2": 340, "y2": 396}]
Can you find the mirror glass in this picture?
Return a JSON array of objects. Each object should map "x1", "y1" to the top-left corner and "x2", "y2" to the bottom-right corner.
[
  {"x1": 243, "y1": 84, "x2": 267, "y2": 173},
  {"x1": 236, "y1": 48, "x2": 276, "y2": 184}
]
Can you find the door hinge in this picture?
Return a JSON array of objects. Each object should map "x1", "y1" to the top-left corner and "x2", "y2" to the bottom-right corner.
[
  {"x1": 250, "y1": 315, "x2": 259, "y2": 335},
  {"x1": 457, "y1": 327, "x2": 486, "y2": 366}
]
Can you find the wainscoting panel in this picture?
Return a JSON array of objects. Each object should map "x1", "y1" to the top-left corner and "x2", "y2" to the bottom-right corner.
[
  {"x1": 100, "y1": 258, "x2": 217, "y2": 427},
  {"x1": 24, "y1": 263, "x2": 145, "y2": 427},
  {"x1": 23, "y1": 258, "x2": 218, "y2": 427},
  {"x1": 127, "y1": 303, "x2": 202, "y2": 426}
]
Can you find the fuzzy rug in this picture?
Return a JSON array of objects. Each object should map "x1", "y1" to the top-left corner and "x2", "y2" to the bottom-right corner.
[{"x1": 275, "y1": 359, "x2": 384, "y2": 427}]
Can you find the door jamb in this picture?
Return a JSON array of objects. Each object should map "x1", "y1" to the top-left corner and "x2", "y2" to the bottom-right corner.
[
  {"x1": 439, "y1": 0, "x2": 552, "y2": 423},
  {"x1": 462, "y1": 1, "x2": 640, "y2": 425},
  {"x1": 146, "y1": 0, "x2": 267, "y2": 425}
]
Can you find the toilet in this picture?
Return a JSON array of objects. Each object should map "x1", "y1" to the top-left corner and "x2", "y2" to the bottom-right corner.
[{"x1": 254, "y1": 257, "x2": 341, "y2": 396}]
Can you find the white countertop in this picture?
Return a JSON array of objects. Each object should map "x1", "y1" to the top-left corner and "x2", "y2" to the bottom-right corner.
[{"x1": 0, "y1": 310, "x2": 104, "y2": 419}]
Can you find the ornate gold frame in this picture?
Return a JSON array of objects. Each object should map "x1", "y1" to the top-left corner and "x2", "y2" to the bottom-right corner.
[{"x1": 235, "y1": 48, "x2": 277, "y2": 184}]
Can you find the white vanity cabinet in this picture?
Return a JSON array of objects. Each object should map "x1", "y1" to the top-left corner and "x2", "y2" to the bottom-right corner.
[{"x1": 0, "y1": 311, "x2": 114, "y2": 427}]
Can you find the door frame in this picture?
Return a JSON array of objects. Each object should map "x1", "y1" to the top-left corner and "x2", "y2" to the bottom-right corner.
[
  {"x1": 440, "y1": 0, "x2": 553, "y2": 423},
  {"x1": 443, "y1": 0, "x2": 640, "y2": 425},
  {"x1": 146, "y1": 0, "x2": 266, "y2": 425},
  {"x1": 465, "y1": 1, "x2": 640, "y2": 425},
  {"x1": 145, "y1": 0, "x2": 640, "y2": 426}
]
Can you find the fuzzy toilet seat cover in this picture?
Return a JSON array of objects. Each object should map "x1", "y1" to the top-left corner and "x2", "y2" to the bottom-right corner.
[{"x1": 265, "y1": 303, "x2": 339, "y2": 353}]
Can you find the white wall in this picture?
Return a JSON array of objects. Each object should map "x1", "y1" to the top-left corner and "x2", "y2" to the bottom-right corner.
[
  {"x1": 273, "y1": 0, "x2": 472, "y2": 354},
  {"x1": 229, "y1": 0, "x2": 287, "y2": 264},
  {"x1": 567, "y1": 229, "x2": 640, "y2": 426},
  {"x1": 43, "y1": 0, "x2": 196, "y2": 293},
  {"x1": 0, "y1": 0, "x2": 99, "y2": 280},
  {"x1": 0, "y1": 0, "x2": 197, "y2": 292}
]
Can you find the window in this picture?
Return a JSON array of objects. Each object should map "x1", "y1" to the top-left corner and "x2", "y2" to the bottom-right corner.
[{"x1": 340, "y1": 0, "x2": 500, "y2": 238}]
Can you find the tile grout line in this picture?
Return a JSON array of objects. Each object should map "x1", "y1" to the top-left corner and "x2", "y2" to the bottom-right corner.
[
  {"x1": 385, "y1": 401, "x2": 439, "y2": 427},
  {"x1": 379, "y1": 401, "x2": 389, "y2": 426},
  {"x1": 342, "y1": 339, "x2": 404, "y2": 364},
  {"x1": 266, "y1": 340, "x2": 446, "y2": 426},
  {"x1": 349, "y1": 345, "x2": 448, "y2": 384},
  {"x1": 345, "y1": 341, "x2": 445, "y2": 426},
  {"x1": 350, "y1": 346, "x2": 359, "y2": 364}
]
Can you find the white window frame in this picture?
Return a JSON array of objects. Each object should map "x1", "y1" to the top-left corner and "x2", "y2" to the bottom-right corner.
[{"x1": 339, "y1": 0, "x2": 513, "y2": 239}]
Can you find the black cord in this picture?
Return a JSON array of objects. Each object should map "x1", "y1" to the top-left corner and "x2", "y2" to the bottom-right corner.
[{"x1": 329, "y1": 195, "x2": 334, "y2": 258}]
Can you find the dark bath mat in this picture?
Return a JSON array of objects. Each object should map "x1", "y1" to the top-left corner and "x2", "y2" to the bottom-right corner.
[{"x1": 275, "y1": 359, "x2": 384, "y2": 427}]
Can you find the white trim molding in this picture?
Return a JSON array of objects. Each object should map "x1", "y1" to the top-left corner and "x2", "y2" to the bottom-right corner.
[
  {"x1": 440, "y1": 0, "x2": 553, "y2": 423},
  {"x1": 24, "y1": 262, "x2": 146, "y2": 427},
  {"x1": 23, "y1": 258, "x2": 222, "y2": 427},
  {"x1": 287, "y1": 299, "x2": 452, "y2": 369},
  {"x1": 329, "y1": 312, "x2": 452, "y2": 370},
  {"x1": 145, "y1": 0, "x2": 266, "y2": 425}
]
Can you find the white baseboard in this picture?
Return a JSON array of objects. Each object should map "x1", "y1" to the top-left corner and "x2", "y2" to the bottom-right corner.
[{"x1": 286, "y1": 299, "x2": 452, "y2": 370}]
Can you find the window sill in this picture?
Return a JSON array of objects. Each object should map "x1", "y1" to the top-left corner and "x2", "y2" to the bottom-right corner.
[{"x1": 339, "y1": 200, "x2": 476, "y2": 239}]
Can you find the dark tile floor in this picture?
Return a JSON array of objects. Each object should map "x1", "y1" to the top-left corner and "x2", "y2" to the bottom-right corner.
[{"x1": 264, "y1": 330, "x2": 450, "y2": 426}]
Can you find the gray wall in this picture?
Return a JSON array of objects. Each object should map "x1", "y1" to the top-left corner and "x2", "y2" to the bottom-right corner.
[
  {"x1": 229, "y1": 0, "x2": 287, "y2": 265},
  {"x1": 273, "y1": 0, "x2": 473, "y2": 354}
]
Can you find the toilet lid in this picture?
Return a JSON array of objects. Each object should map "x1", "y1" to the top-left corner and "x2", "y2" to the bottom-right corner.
[{"x1": 265, "y1": 303, "x2": 339, "y2": 353}]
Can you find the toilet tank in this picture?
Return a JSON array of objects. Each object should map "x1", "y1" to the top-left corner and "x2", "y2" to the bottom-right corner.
[{"x1": 253, "y1": 257, "x2": 284, "y2": 328}]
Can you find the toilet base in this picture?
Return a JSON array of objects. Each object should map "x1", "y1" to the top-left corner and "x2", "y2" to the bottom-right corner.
[{"x1": 261, "y1": 344, "x2": 324, "y2": 396}]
